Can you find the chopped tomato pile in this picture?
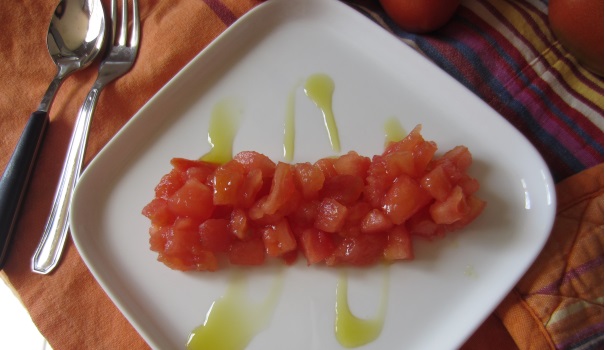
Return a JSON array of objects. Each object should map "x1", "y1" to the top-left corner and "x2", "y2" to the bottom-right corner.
[{"x1": 142, "y1": 125, "x2": 485, "y2": 271}]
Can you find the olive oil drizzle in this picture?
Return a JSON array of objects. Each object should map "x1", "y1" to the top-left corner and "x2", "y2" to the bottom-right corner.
[
  {"x1": 283, "y1": 84, "x2": 298, "y2": 162},
  {"x1": 188, "y1": 77, "x2": 395, "y2": 349},
  {"x1": 304, "y1": 73, "x2": 341, "y2": 153},
  {"x1": 187, "y1": 270, "x2": 284, "y2": 350},
  {"x1": 200, "y1": 99, "x2": 241, "y2": 164},
  {"x1": 335, "y1": 267, "x2": 390, "y2": 348},
  {"x1": 383, "y1": 117, "x2": 406, "y2": 146}
]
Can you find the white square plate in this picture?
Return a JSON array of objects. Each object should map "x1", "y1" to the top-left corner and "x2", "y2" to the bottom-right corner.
[{"x1": 70, "y1": 0, "x2": 556, "y2": 348}]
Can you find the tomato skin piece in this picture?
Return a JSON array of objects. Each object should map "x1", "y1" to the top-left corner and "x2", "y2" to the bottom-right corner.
[
  {"x1": 199, "y1": 219, "x2": 233, "y2": 253},
  {"x1": 315, "y1": 198, "x2": 348, "y2": 233},
  {"x1": 228, "y1": 239, "x2": 266, "y2": 266},
  {"x1": 378, "y1": 0, "x2": 460, "y2": 33},
  {"x1": 261, "y1": 219, "x2": 297, "y2": 257},
  {"x1": 382, "y1": 175, "x2": 432, "y2": 225},
  {"x1": 299, "y1": 228, "x2": 336, "y2": 265},
  {"x1": 167, "y1": 178, "x2": 214, "y2": 222}
]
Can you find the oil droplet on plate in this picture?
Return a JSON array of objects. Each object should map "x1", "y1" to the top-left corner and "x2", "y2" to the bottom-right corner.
[
  {"x1": 187, "y1": 270, "x2": 284, "y2": 350},
  {"x1": 200, "y1": 99, "x2": 241, "y2": 164},
  {"x1": 335, "y1": 267, "x2": 389, "y2": 348},
  {"x1": 464, "y1": 265, "x2": 478, "y2": 279},
  {"x1": 304, "y1": 73, "x2": 341, "y2": 153}
]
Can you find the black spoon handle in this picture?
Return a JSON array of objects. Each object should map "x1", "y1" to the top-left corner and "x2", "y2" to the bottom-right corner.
[{"x1": 0, "y1": 111, "x2": 49, "y2": 269}]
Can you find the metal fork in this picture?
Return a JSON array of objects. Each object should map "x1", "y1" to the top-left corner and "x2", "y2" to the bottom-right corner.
[{"x1": 32, "y1": 0, "x2": 140, "y2": 274}]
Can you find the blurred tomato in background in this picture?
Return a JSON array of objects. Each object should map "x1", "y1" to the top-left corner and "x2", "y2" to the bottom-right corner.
[
  {"x1": 378, "y1": 0, "x2": 461, "y2": 33},
  {"x1": 548, "y1": 0, "x2": 604, "y2": 76}
]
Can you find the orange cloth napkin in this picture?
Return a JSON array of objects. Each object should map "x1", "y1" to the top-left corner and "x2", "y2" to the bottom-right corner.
[
  {"x1": 0, "y1": 1, "x2": 602, "y2": 349},
  {"x1": 462, "y1": 164, "x2": 604, "y2": 349}
]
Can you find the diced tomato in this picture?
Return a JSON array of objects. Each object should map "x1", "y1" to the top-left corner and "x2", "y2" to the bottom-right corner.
[
  {"x1": 144, "y1": 125, "x2": 485, "y2": 271},
  {"x1": 446, "y1": 195, "x2": 486, "y2": 230},
  {"x1": 229, "y1": 208, "x2": 249, "y2": 240},
  {"x1": 186, "y1": 166, "x2": 215, "y2": 187},
  {"x1": 320, "y1": 174, "x2": 364, "y2": 205},
  {"x1": 314, "y1": 158, "x2": 337, "y2": 178},
  {"x1": 170, "y1": 157, "x2": 213, "y2": 171},
  {"x1": 421, "y1": 165, "x2": 452, "y2": 201},
  {"x1": 155, "y1": 169, "x2": 186, "y2": 199},
  {"x1": 199, "y1": 219, "x2": 233, "y2": 252},
  {"x1": 407, "y1": 208, "x2": 446, "y2": 240},
  {"x1": 240, "y1": 168, "x2": 264, "y2": 208},
  {"x1": 457, "y1": 174, "x2": 480, "y2": 196},
  {"x1": 262, "y1": 162, "x2": 300, "y2": 215},
  {"x1": 383, "y1": 226, "x2": 414, "y2": 261},
  {"x1": 233, "y1": 151, "x2": 276, "y2": 178},
  {"x1": 364, "y1": 155, "x2": 391, "y2": 208},
  {"x1": 429, "y1": 186, "x2": 469, "y2": 224},
  {"x1": 413, "y1": 140, "x2": 438, "y2": 174},
  {"x1": 228, "y1": 238, "x2": 266, "y2": 266},
  {"x1": 158, "y1": 218, "x2": 219, "y2": 271},
  {"x1": 329, "y1": 234, "x2": 387, "y2": 266},
  {"x1": 382, "y1": 175, "x2": 432, "y2": 224},
  {"x1": 361, "y1": 209, "x2": 394, "y2": 234},
  {"x1": 299, "y1": 228, "x2": 336, "y2": 264},
  {"x1": 164, "y1": 217, "x2": 202, "y2": 256},
  {"x1": 314, "y1": 198, "x2": 348, "y2": 233},
  {"x1": 333, "y1": 151, "x2": 371, "y2": 178},
  {"x1": 383, "y1": 151, "x2": 416, "y2": 178},
  {"x1": 167, "y1": 178, "x2": 214, "y2": 221},
  {"x1": 149, "y1": 225, "x2": 169, "y2": 253},
  {"x1": 213, "y1": 160, "x2": 245, "y2": 206},
  {"x1": 261, "y1": 219, "x2": 297, "y2": 257},
  {"x1": 294, "y1": 162, "x2": 325, "y2": 200},
  {"x1": 383, "y1": 124, "x2": 425, "y2": 155},
  {"x1": 142, "y1": 198, "x2": 175, "y2": 226},
  {"x1": 281, "y1": 250, "x2": 299, "y2": 265},
  {"x1": 288, "y1": 200, "x2": 319, "y2": 228},
  {"x1": 430, "y1": 146, "x2": 473, "y2": 184}
]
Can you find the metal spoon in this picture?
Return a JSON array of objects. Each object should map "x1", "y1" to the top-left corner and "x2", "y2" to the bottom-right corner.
[{"x1": 0, "y1": 0, "x2": 106, "y2": 269}]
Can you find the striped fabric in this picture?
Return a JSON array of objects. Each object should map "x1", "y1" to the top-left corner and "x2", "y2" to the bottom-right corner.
[
  {"x1": 345, "y1": 0, "x2": 604, "y2": 183},
  {"x1": 341, "y1": 1, "x2": 604, "y2": 349}
]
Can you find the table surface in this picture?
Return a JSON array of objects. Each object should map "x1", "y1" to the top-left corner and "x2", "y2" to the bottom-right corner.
[{"x1": 0, "y1": 0, "x2": 602, "y2": 349}]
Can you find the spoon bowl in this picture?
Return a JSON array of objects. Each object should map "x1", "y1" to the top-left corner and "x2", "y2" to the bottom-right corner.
[{"x1": 0, "y1": 0, "x2": 106, "y2": 269}]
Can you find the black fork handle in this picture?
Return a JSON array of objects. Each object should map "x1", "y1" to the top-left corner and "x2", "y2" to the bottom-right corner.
[{"x1": 0, "y1": 111, "x2": 49, "y2": 269}]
